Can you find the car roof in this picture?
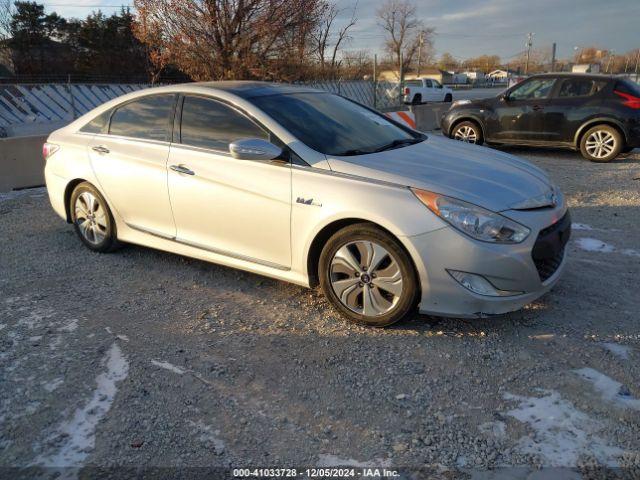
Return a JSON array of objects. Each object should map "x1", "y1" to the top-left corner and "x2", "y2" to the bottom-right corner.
[
  {"x1": 184, "y1": 81, "x2": 323, "y2": 98},
  {"x1": 528, "y1": 72, "x2": 617, "y2": 81}
]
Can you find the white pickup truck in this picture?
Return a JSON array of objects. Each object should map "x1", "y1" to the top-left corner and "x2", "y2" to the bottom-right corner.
[{"x1": 403, "y1": 78, "x2": 454, "y2": 104}]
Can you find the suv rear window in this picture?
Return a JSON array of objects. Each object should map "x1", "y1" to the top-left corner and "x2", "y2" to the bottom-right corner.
[
  {"x1": 558, "y1": 79, "x2": 595, "y2": 97},
  {"x1": 615, "y1": 80, "x2": 640, "y2": 97}
]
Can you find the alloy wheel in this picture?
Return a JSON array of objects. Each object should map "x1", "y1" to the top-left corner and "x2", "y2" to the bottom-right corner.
[
  {"x1": 329, "y1": 241, "x2": 403, "y2": 317},
  {"x1": 74, "y1": 191, "x2": 108, "y2": 245},
  {"x1": 585, "y1": 130, "x2": 616, "y2": 159},
  {"x1": 453, "y1": 125, "x2": 478, "y2": 143}
]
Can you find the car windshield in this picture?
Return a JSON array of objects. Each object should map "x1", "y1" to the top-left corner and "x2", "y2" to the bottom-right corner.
[{"x1": 251, "y1": 92, "x2": 421, "y2": 156}]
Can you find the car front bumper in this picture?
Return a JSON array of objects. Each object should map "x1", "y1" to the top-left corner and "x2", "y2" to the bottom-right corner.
[{"x1": 402, "y1": 206, "x2": 570, "y2": 318}]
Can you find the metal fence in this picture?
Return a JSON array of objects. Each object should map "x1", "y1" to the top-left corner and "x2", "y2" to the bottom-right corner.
[{"x1": 0, "y1": 80, "x2": 404, "y2": 137}]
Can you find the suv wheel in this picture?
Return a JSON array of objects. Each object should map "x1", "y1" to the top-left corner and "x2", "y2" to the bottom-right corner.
[
  {"x1": 580, "y1": 125, "x2": 622, "y2": 162},
  {"x1": 452, "y1": 121, "x2": 483, "y2": 145},
  {"x1": 319, "y1": 223, "x2": 418, "y2": 327},
  {"x1": 70, "y1": 182, "x2": 120, "y2": 252}
]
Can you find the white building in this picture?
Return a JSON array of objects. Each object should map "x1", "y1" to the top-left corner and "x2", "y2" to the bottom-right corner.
[
  {"x1": 572, "y1": 64, "x2": 600, "y2": 74},
  {"x1": 463, "y1": 70, "x2": 485, "y2": 83},
  {"x1": 486, "y1": 69, "x2": 513, "y2": 81}
]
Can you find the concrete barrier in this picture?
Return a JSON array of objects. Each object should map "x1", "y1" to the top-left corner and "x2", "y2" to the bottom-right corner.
[
  {"x1": 0, "y1": 135, "x2": 47, "y2": 192},
  {"x1": 410, "y1": 103, "x2": 451, "y2": 132}
]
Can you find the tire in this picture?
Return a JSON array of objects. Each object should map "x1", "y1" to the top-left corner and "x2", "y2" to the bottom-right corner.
[
  {"x1": 411, "y1": 94, "x2": 422, "y2": 105},
  {"x1": 319, "y1": 223, "x2": 418, "y2": 327},
  {"x1": 451, "y1": 120, "x2": 484, "y2": 145},
  {"x1": 444, "y1": 93, "x2": 453, "y2": 102},
  {"x1": 579, "y1": 125, "x2": 622, "y2": 162},
  {"x1": 70, "y1": 182, "x2": 121, "y2": 252}
]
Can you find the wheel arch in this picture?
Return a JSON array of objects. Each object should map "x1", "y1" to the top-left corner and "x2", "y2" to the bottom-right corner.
[
  {"x1": 63, "y1": 178, "x2": 88, "y2": 223},
  {"x1": 448, "y1": 115, "x2": 486, "y2": 139},
  {"x1": 305, "y1": 217, "x2": 420, "y2": 291},
  {"x1": 574, "y1": 118, "x2": 628, "y2": 148}
]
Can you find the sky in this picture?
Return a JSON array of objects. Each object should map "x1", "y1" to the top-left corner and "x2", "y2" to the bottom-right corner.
[{"x1": 41, "y1": 0, "x2": 640, "y2": 62}]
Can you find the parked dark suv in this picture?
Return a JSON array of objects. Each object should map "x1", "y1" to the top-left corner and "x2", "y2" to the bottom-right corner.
[{"x1": 441, "y1": 73, "x2": 640, "y2": 162}]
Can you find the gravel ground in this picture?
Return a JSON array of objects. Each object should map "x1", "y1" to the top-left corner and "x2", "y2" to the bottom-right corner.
[{"x1": 1, "y1": 147, "x2": 639, "y2": 478}]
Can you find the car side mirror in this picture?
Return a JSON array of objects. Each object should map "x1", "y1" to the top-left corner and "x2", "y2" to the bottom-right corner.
[
  {"x1": 501, "y1": 93, "x2": 510, "y2": 102},
  {"x1": 229, "y1": 138, "x2": 283, "y2": 161}
]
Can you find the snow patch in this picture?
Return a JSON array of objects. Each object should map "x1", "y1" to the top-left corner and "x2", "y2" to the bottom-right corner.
[
  {"x1": 151, "y1": 360, "x2": 186, "y2": 375},
  {"x1": 35, "y1": 343, "x2": 129, "y2": 467},
  {"x1": 317, "y1": 454, "x2": 391, "y2": 468},
  {"x1": 43, "y1": 377, "x2": 64, "y2": 393},
  {"x1": 504, "y1": 390, "x2": 624, "y2": 467},
  {"x1": 600, "y1": 342, "x2": 631, "y2": 360},
  {"x1": 575, "y1": 238, "x2": 640, "y2": 257},
  {"x1": 478, "y1": 421, "x2": 506, "y2": 439},
  {"x1": 188, "y1": 420, "x2": 225, "y2": 454},
  {"x1": 575, "y1": 238, "x2": 615, "y2": 253},
  {"x1": 58, "y1": 319, "x2": 78, "y2": 332},
  {"x1": 572, "y1": 223, "x2": 593, "y2": 230},
  {"x1": 575, "y1": 368, "x2": 640, "y2": 410},
  {"x1": 116, "y1": 334, "x2": 129, "y2": 342}
]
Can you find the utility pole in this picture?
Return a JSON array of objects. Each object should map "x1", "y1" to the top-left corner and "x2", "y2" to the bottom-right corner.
[
  {"x1": 524, "y1": 33, "x2": 534, "y2": 75},
  {"x1": 417, "y1": 31, "x2": 424, "y2": 76},
  {"x1": 551, "y1": 42, "x2": 557, "y2": 72},
  {"x1": 373, "y1": 54, "x2": 378, "y2": 109}
]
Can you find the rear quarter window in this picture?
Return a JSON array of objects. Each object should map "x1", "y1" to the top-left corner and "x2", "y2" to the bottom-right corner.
[{"x1": 79, "y1": 110, "x2": 111, "y2": 134}]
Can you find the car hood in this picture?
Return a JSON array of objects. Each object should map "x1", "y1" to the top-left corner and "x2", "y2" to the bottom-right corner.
[{"x1": 326, "y1": 135, "x2": 554, "y2": 212}]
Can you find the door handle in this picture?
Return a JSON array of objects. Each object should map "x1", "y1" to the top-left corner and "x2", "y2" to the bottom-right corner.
[
  {"x1": 170, "y1": 164, "x2": 195, "y2": 175},
  {"x1": 532, "y1": 105, "x2": 544, "y2": 111},
  {"x1": 91, "y1": 145, "x2": 110, "y2": 154}
]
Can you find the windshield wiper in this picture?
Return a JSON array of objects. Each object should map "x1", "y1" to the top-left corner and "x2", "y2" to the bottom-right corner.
[
  {"x1": 333, "y1": 148, "x2": 374, "y2": 156},
  {"x1": 373, "y1": 138, "x2": 422, "y2": 153}
]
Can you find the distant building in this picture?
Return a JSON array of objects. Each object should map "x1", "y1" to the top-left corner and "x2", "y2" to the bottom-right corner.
[
  {"x1": 414, "y1": 68, "x2": 454, "y2": 85},
  {"x1": 486, "y1": 69, "x2": 514, "y2": 81},
  {"x1": 463, "y1": 70, "x2": 485, "y2": 83},
  {"x1": 572, "y1": 63, "x2": 600, "y2": 74}
]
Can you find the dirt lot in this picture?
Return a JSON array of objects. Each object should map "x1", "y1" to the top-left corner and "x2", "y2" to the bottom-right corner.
[{"x1": 1, "y1": 146, "x2": 639, "y2": 478}]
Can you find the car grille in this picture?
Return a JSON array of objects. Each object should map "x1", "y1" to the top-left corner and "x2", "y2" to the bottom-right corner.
[{"x1": 532, "y1": 211, "x2": 571, "y2": 282}]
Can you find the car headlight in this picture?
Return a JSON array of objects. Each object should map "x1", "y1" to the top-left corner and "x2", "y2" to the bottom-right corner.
[{"x1": 412, "y1": 189, "x2": 530, "y2": 243}]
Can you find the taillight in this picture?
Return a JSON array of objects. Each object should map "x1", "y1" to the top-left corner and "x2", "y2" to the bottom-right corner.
[
  {"x1": 43, "y1": 142, "x2": 60, "y2": 161},
  {"x1": 614, "y1": 90, "x2": 640, "y2": 109},
  {"x1": 404, "y1": 87, "x2": 410, "y2": 95}
]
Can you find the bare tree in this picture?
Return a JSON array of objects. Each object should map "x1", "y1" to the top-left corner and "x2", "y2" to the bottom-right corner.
[
  {"x1": 312, "y1": 1, "x2": 357, "y2": 77},
  {"x1": 0, "y1": 0, "x2": 13, "y2": 41},
  {"x1": 377, "y1": 0, "x2": 432, "y2": 75},
  {"x1": 133, "y1": 0, "x2": 325, "y2": 81}
]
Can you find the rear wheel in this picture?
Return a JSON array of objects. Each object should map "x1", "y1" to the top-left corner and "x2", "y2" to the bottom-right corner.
[
  {"x1": 451, "y1": 120, "x2": 483, "y2": 145},
  {"x1": 319, "y1": 223, "x2": 418, "y2": 327},
  {"x1": 444, "y1": 93, "x2": 453, "y2": 102},
  {"x1": 580, "y1": 125, "x2": 622, "y2": 162},
  {"x1": 411, "y1": 94, "x2": 422, "y2": 105},
  {"x1": 70, "y1": 182, "x2": 120, "y2": 252}
]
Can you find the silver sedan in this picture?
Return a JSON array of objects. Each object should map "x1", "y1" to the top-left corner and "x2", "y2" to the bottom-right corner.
[{"x1": 43, "y1": 82, "x2": 571, "y2": 326}]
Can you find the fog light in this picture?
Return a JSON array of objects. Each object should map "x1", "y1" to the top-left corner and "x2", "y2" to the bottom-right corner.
[{"x1": 447, "y1": 270, "x2": 522, "y2": 297}]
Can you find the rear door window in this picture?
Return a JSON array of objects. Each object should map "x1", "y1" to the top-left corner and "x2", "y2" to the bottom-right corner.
[
  {"x1": 558, "y1": 79, "x2": 595, "y2": 97},
  {"x1": 109, "y1": 94, "x2": 176, "y2": 141},
  {"x1": 179, "y1": 96, "x2": 268, "y2": 152}
]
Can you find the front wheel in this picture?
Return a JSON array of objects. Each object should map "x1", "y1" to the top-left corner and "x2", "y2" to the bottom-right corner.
[
  {"x1": 580, "y1": 125, "x2": 622, "y2": 162},
  {"x1": 70, "y1": 182, "x2": 120, "y2": 252},
  {"x1": 451, "y1": 121, "x2": 484, "y2": 145},
  {"x1": 319, "y1": 223, "x2": 418, "y2": 327}
]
